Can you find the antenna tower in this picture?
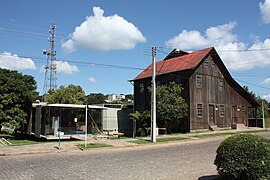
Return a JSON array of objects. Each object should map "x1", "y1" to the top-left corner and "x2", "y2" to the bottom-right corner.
[{"x1": 43, "y1": 23, "x2": 57, "y2": 98}]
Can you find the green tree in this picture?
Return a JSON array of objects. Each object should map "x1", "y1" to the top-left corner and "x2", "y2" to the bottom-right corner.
[
  {"x1": 45, "y1": 84, "x2": 85, "y2": 104},
  {"x1": 156, "y1": 82, "x2": 188, "y2": 133},
  {"x1": 0, "y1": 68, "x2": 38, "y2": 132},
  {"x1": 85, "y1": 93, "x2": 106, "y2": 105},
  {"x1": 243, "y1": 86, "x2": 269, "y2": 118},
  {"x1": 129, "y1": 110, "x2": 150, "y2": 136}
]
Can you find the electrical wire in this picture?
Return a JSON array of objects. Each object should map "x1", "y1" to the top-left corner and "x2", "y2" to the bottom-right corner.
[{"x1": 0, "y1": 47, "x2": 270, "y2": 91}]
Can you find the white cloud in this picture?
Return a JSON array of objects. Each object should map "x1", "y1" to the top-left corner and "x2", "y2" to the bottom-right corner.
[
  {"x1": 56, "y1": 61, "x2": 79, "y2": 75},
  {"x1": 62, "y1": 6, "x2": 146, "y2": 52},
  {"x1": 260, "y1": 0, "x2": 270, "y2": 24},
  {"x1": 261, "y1": 77, "x2": 270, "y2": 84},
  {"x1": 263, "y1": 94, "x2": 270, "y2": 101},
  {"x1": 165, "y1": 22, "x2": 270, "y2": 71},
  {"x1": 166, "y1": 22, "x2": 237, "y2": 50},
  {"x1": 39, "y1": 61, "x2": 79, "y2": 75},
  {"x1": 0, "y1": 52, "x2": 36, "y2": 70},
  {"x1": 88, "y1": 76, "x2": 97, "y2": 83}
]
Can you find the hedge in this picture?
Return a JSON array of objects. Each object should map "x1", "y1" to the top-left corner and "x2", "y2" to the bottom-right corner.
[{"x1": 214, "y1": 134, "x2": 270, "y2": 179}]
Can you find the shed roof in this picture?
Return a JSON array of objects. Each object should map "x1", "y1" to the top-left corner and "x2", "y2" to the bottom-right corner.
[{"x1": 134, "y1": 47, "x2": 213, "y2": 80}]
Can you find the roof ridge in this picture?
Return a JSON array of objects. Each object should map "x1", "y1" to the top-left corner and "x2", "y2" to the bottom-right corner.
[{"x1": 134, "y1": 47, "x2": 213, "y2": 80}]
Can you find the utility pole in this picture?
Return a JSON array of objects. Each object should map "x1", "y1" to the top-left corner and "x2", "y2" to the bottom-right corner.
[
  {"x1": 85, "y1": 105, "x2": 88, "y2": 147},
  {"x1": 262, "y1": 100, "x2": 265, "y2": 128},
  {"x1": 151, "y1": 46, "x2": 157, "y2": 143},
  {"x1": 42, "y1": 23, "x2": 57, "y2": 99}
]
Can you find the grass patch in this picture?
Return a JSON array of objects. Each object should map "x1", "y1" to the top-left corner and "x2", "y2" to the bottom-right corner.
[
  {"x1": 77, "y1": 143, "x2": 113, "y2": 149},
  {"x1": 9, "y1": 139, "x2": 42, "y2": 146},
  {"x1": 0, "y1": 133, "x2": 46, "y2": 146},
  {"x1": 129, "y1": 137, "x2": 189, "y2": 144},
  {"x1": 157, "y1": 137, "x2": 189, "y2": 142},
  {"x1": 192, "y1": 132, "x2": 237, "y2": 139},
  {"x1": 128, "y1": 139, "x2": 151, "y2": 144},
  {"x1": 109, "y1": 136, "x2": 130, "y2": 140},
  {"x1": 241, "y1": 129, "x2": 270, "y2": 134}
]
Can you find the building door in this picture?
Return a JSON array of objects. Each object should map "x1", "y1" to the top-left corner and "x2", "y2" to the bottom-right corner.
[
  {"x1": 209, "y1": 105, "x2": 215, "y2": 125},
  {"x1": 232, "y1": 106, "x2": 237, "y2": 124}
]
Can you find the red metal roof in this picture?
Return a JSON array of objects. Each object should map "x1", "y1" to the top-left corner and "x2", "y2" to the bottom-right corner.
[{"x1": 134, "y1": 47, "x2": 213, "y2": 80}]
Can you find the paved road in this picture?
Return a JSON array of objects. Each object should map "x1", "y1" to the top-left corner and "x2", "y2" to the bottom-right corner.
[{"x1": 0, "y1": 133, "x2": 269, "y2": 180}]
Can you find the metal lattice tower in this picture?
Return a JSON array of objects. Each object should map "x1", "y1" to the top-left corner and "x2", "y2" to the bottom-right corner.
[{"x1": 43, "y1": 23, "x2": 57, "y2": 97}]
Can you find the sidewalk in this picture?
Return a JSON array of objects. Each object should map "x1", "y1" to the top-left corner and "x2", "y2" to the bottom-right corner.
[
  {"x1": 0, "y1": 127, "x2": 268, "y2": 156},
  {"x1": 0, "y1": 136, "x2": 140, "y2": 156}
]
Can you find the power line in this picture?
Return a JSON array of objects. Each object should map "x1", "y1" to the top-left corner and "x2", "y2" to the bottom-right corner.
[
  {"x1": 0, "y1": 21, "x2": 69, "y2": 38},
  {"x1": 0, "y1": 49, "x2": 270, "y2": 91}
]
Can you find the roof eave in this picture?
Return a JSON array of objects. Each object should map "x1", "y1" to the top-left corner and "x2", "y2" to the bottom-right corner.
[{"x1": 131, "y1": 67, "x2": 195, "y2": 81}]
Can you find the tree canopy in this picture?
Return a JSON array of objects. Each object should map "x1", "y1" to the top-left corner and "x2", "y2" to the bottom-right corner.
[
  {"x1": 0, "y1": 68, "x2": 38, "y2": 131},
  {"x1": 85, "y1": 93, "x2": 106, "y2": 105},
  {"x1": 156, "y1": 82, "x2": 188, "y2": 133},
  {"x1": 243, "y1": 86, "x2": 269, "y2": 118},
  {"x1": 45, "y1": 84, "x2": 85, "y2": 104}
]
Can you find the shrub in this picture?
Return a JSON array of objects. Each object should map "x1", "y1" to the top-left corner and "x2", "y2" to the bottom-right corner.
[{"x1": 214, "y1": 134, "x2": 270, "y2": 180}]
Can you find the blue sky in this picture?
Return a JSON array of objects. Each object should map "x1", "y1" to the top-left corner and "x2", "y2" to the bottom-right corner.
[{"x1": 1, "y1": 0, "x2": 270, "y2": 100}]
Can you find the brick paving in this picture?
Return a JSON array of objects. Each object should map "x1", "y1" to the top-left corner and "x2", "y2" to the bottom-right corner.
[
  {"x1": 0, "y1": 137, "x2": 221, "y2": 180},
  {"x1": 0, "y1": 129, "x2": 269, "y2": 179}
]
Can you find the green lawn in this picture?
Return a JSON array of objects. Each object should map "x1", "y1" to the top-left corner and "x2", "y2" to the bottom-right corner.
[
  {"x1": 0, "y1": 133, "x2": 46, "y2": 146},
  {"x1": 109, "y1": 136, "x2": 130, "y2": 140},
  {"x1": 128, "y1": 139, "x2": 151, "y2": 144},
  {"x1": 191, "y1": 129, "x2": 270, "y2": 139},
  {"x1": 9, "y1": 139, "x2": 42, "y2": 146},
  {"x1": 77, "y1": 143, "x2": 113, "y2": 149},
  {"x1": 191, "y1": 132, "x2": 237, "y2": 139},
  {"x1": 129, "y1": 136, "x2": 189, "y2": 144},
  {"x1": 241, "y1": 129, "x2": 270, "y2": 134}
]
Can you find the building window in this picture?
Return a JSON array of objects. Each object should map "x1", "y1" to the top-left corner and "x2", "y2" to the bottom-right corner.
[
  {"x1": 211, "y1": 61, "x2": 216, "y2": 70},
  {"x1": 219, "y1": 79, "x2": 224, "y2": 91},
  {"x1": 157, "y1": 80, "x2": 161, "y2": 86},
  {"x1": 241, "y1": 106, "x2": 246, "y2": 119},
  {"x1": 139, "y1": 83, "x2": 144, "y2": 93},
  {"x1": 204, "y1": 57, "x2": 209, "y2": 68},
  {"x1": 197, "y1": 103, "x2": 203, "y2": 117},
  {"x1": 219, "y1": 104, "x2": 225, "y2": 117},
  {"x1": 196, "y1": 75, "x2": 202, "y2": 88},
  {"x1": 175, "y1": 77, "x2": 181, "y2": 84}
]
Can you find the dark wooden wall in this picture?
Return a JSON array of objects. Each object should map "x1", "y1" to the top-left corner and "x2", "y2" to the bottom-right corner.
[
  {"x1": 189, "y1": 55, "x2": 251, "y2": 130},
  {"x1": 134, "y1": 55, "x2": 252, "y2": 132}
]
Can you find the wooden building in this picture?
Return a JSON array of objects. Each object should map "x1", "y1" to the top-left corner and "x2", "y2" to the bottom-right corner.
[{"x1": 132, "y1": 47, "x2": 259, "y2": 132}]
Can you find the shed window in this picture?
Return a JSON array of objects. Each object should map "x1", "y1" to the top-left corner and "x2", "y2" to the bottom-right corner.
[
  {"x1": 139, "y1": 83, "x2": 144, "y2": 93},
  {"x1": 241, "y1": 106, "x2": 246, "y2": 119},
  {"x1": 196, "y1": 75, "x2": 202, "y2": 88},
  {"x1": 197, "y1": 103, "x2": 203, "y2": 117},
  {"x1": 219, "y1": 79, "x2": 224, "y2": 91},
  {"x1": 211, "y1": 61, "x2": 216, "y2": 70},
  {"x1": 175, "y1": 77, "x2": 182, "y2": 84},
  {"x1": 219, "y1": 104, "x2": 225, "y2": 117},
  {"x1": 204, "y1": 57, "x2": 209, "y2": 68}
]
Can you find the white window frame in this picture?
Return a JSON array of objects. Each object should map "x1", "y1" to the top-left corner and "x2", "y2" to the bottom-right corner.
[
  {"x1": 196, "y1": 75, "x2": 202, "y2": 88},
  {"x1": 197, "y1": 103, "x2": 203, "y2": 117},
  {"x1": 211, "y1": 60, "x2": 216, "y2": 70},
  {"x1": 219, "y1": 104, "x2": 225, "y2": 117},
  {"x1": 219, "y1": 79, "x2": 224, "y2": 91}
]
